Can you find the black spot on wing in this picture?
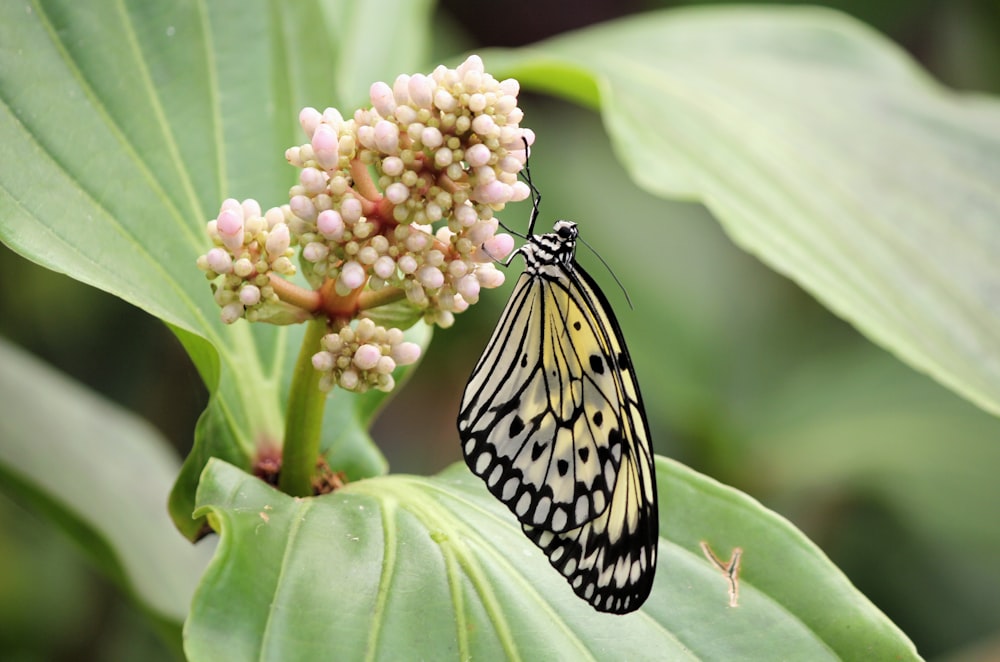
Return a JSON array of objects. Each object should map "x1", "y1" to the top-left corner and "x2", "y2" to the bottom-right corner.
[
  {"x1": 509, "y1": 415, "x2": 525, "y2": 437},
  {"x1": 589, "y1": 354, "x2": 604, "y2": 374},
  {"x1": 592, "y1": 411, "x2": 603, "y2": 427},
  {"x1": 531, "y1": 441, "x2": 547, "y2": 462},
  {"x1": 578, "y1": 447, "x2": 589, "y2": 463},
  {"x1": 557, "y1": 459, "x2": 569, "y2": 476},
  {"x1": 617, "y1": 351, "x2": 630, "y2": 372}
]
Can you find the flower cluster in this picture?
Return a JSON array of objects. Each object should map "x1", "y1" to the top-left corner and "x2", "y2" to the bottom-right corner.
[
  {"x1": 284, "y1": 54, "x2": 530, "y2": 328},
  {"x1": 196, "y1": 199, "x2": 304, "y2": 325},
  {"x1": 196, "y1": 55, "x2": 532, "y2": 394},
  {"x1": 311, "y1": 318, "x2": 421, "y2": 393}
]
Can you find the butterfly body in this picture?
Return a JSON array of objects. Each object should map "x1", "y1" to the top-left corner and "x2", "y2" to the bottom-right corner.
[{"x1": 458, "y1": 211, "x2": 658, "y2": 614}]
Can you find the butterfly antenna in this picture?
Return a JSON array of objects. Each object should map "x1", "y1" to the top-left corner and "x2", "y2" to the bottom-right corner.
[
  {"x1": 519, "y1": 136, "x2": 541, "y2": 237},
  {"x1": 579, "y1": 235, "x2": 634, "y2": 310}
]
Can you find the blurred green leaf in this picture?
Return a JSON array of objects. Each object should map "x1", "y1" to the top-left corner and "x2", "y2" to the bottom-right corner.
[
  {"x1": 0, "y1": 336, "x2": 214, "y2": 629},
  {"x1": 187, "y1": 458, "x2": 916, "y2": 661},
  {"x1": 486, "y1": 6, "x2": 1000, "y2": 419},
  {"x1": 0, "y1": 0, "x2": 434, "y2": 538}
]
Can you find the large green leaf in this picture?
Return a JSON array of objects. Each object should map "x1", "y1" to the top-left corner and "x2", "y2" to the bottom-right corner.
[
  {"x1": 0, "y1": 336, "x2": 214, "y2": 631},
  {"x1": 187, "y1": 458, "x2": 917, "y2": 661},
  {"x1": 484, "y1": 6, "x2": 1000, "y2": 418},
  {"x1": 0, "y1": 0, "x2": 434, "y2": 538}
]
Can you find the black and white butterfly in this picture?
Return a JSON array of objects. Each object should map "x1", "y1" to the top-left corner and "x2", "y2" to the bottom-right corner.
[{"x1": 457, "y1": 151, "x2": 658, "y2": 614}]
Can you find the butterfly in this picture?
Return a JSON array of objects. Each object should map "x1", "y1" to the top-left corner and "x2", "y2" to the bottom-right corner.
[{"x1": 457, "y1": 154, "x2": 658, "y2": 614}]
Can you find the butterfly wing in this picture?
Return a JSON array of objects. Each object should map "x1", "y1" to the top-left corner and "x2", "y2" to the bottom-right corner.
[
  {"x1": 518, "y1": 263, "x2": 658, "y2": 614},
  {"x1": 458, "y1": 264, "x2": 632, "y2": 533},
  {"x1": 458, "y1": 227, "x2": 658, "y2": 614}
]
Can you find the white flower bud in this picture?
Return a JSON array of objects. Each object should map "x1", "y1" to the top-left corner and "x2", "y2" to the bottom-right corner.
[
  {"x1": 373, "y1": 255, "x2": 396, "y2": 279},
  {"x1": 433, "y1": 88, "x2": 457, "y2": 112},
  {"x1": 420, "y1": 126, "x2": 443, "y2": 149},
  {"x1": 374, "y1": 119, "x2": 399, "y2": 153},
  {"x1": 455, "y1": 204, "x2": 478, "y2": 228},
  {"x1": 382, "y1": 156, "x2": 404, "y2": 177},
  {"x1": 398, "y1": 254, "x2": 418, "y2": 274},
  {"x1": 465, "y1": 143, "x2": 491, "y2": 168},
  {"x1": 392, "y1": 74, "x2": 411, "y2": 105},
  {"x1": 457, "y1": 274, "x2": 480, "y2": 303},
  {"x1": 289, "y1": 194, "x2": 317, "y2": 222},
  {"x1": 312, "y1": 350, "x2": 335, "y2": 372},
  {"x1": 469, "y1": 93, "x2": 487, "y2": 113},
  {"x1": 220, "y1": 302, "x2": 244, "y2": 324},
  {"x1": 302, "y1": 242, "x2": 329, "y2": 263},
  {"x1": 339, "y1": 369, "x2": 359, "y2": 390},
  {"x1": 206, "y1": 248, "x2": 233, "y2": 274},
  {"x1": 471, "y1": 114, "x2": 497, "y2": 137},
  {"x1": 265, "y1": 223, "x2": 290, "y2": 256},
  {"x1": 233, "y1": 257, "x2": 254, "y2": 277},
  {"x1": 370, "y1": 81, "x2": 395, "y2": 117},
  {"x1": 417, "y1": 265, "x2": 444, "y2": 290},
  {"x1": 321, "y1": 333, "x2": 342, "y2": 352},
  {"x1": 376, "y1": 355, "x2": 396, "y2": 375},
  {"x1": 340, "y1": 197, "x2": 363, "y2": 223},
  {"x1": 408, "y1": 73, "x2": 434, "y2": 108},
  {"x1": 356, "y1": 318, "x2": 377, "y2": 341},
  {"x1": 476, "y1": 264, "x2": 505, "y2": 288},
  {"x1": 385, "y1": 182, "x2": 409, "y2": 204},
  {"x1": 434, "y1": 147, "x2": 453, "y2": 168}
]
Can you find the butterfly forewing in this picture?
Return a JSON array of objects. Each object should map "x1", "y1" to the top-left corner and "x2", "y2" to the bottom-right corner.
[
  {"x1": 458, "y1": 220, "x2": 658, "y2": 614},
  {"x1": 459, "y1": 264, "x2": 630, "y2": 532}
]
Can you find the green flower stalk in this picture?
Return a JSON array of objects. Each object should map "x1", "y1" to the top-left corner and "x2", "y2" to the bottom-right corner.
[{"x1": 195, "y1": 55, "x2": 534, "y2": 495}]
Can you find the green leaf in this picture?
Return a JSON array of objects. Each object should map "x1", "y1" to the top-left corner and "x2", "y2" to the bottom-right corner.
[
  {"x1": 0, "y1": 336, "x2": 214, "y2": 629},
  {"x1": 187, "y1": 459, "x2": 917, "y2": 661},
  {"x1": 0, "y1": 0, "x2": 434, "y2": 538},
  {"x1": 484, "y1": 6, "x2": 1000, "y2": 418}
]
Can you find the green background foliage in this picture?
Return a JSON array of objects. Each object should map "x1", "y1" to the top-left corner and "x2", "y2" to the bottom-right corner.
[{"x1": 2, "y1": 0, "x2": 999, "y2": 659}]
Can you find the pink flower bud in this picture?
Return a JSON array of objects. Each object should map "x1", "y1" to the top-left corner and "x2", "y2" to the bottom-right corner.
[
  {"x1": 408, "y1": 73, "x2": 434, "y2": 108},
  {"x1": 465, "y1": 144, "x2": 491, "y2": 168},
  {"x1": 299, "y1": 107, "x2": 322, "y2": 136},
  {"x1": 312, "y1": 124, "x2": 340, "y2": 169},
  {"x1": 374, "y1": 120, "x2": 399, "y2": 154},
  {"x1": 391, "y1": 341, "x2": 421, "y2": 365},
  {"x1": 370, "y1": 81, "x2": 395, "y2": 117},
  {"x1": 239, "y1": 284, "x2": 261, "y2": 306},
  {"x1": 339, "y1": 261, "x2": 366, "y2": 290},
  {"x1": 373, "y1": 256, "x2": 396, "y2": 279},
  {"x1": 317, "y1": 210, "x2": 344, "y2": 239},
  {"x1": 353, "y1": 343, "x2": 382, "y2": 370}
]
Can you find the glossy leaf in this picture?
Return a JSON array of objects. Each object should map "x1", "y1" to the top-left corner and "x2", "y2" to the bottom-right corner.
[
  {"x1": 485, "y1": 6, "x2": 1000, "y2": 418},
  {"x1": 187, "y1": 458, "x2": 917, "y2": 661},
  {"x1": 0, "y1": 0, "x2": 434, "y2": 538}
]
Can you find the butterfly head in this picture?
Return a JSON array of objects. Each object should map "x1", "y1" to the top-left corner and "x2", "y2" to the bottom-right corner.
[{"x1": 553, "y1": 220, "x2": 578, "y2": 241}]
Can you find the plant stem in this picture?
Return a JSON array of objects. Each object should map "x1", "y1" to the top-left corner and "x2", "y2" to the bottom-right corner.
[{"x1": 278, "y1": 316, "x2": 329, "y2": 496}]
